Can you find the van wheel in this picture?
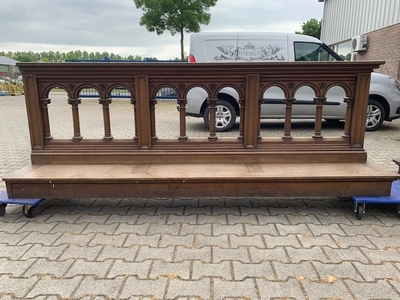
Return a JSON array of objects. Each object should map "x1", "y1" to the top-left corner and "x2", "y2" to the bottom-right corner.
[
  {"x1": 203, "y1": 100, "x2": 236, "y2": 132},
  {"x1": 365, "y1": 99, "x2": 385, "y2": 131}
]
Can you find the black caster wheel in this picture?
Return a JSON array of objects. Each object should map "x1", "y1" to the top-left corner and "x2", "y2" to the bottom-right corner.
[
  {"x1": 0, "y1": 204, "x2": 6, "y2": 217},
  {"x1": 22, "y1": 205, "x2": 36, "y2": 218},
  {"x1": 356, "y1": 203, "x2": 365, "y2": 220}
]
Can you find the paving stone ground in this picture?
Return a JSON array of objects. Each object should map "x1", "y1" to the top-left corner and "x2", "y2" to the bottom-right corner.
[{"x1": 0, "y1": 94, "x2": 400, "y2": 299}]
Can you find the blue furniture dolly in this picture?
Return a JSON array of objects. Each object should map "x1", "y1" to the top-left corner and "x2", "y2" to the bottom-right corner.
[
  {"x1": 0, "y1": 191, "x2": 44, "y2": 218},
  {"x1": 352, "y1": 180, "x2": 400, "y2": 220}
]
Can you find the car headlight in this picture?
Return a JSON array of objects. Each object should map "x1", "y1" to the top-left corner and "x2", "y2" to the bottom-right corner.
[{"x1": 390, "y1": 78, "x2": 400, "y2": 91}]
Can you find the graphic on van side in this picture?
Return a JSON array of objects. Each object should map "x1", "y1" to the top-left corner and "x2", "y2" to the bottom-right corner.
[
  {"x1": 215, "y1": 42, "x2": 285, "y2": 61},
  {"x1": 215, "y1": 45, "x2": 236, "y2": 60}
]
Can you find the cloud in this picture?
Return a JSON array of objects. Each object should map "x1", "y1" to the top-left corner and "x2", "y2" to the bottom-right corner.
[{"x1": 0, "y1": 0, "x2": 323, "y2": 59}]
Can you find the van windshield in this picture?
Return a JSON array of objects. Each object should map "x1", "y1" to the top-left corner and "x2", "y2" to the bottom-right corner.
[{"x1": 294, "y1": 42, "x2": 343, "y2": 62}]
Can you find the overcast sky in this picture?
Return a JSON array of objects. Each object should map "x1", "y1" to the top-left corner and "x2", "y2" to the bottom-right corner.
[{"x1": 0, "y1": 0, "x2": 324, "y2": 60}]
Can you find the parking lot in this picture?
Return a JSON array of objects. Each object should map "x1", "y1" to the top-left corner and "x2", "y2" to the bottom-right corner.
[{"x1": 1, "y1": 94, "x2": 400, "y2": 299}]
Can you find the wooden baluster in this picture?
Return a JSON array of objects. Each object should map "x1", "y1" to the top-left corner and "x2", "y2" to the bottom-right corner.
[
  {"x1": 342, "y1": 97, "x2": 354, "y2": 139},
  {"x1": 40, "y1": 98, "x2": 53, "y2": 141},
  {"x1": 313, "y1": 97, "x2": 326, "y2": 140},
  {"x1": 283, "y1": 97, "x2": 295, "y2": 141},
  {"x1": 178, "y1": 98, "x2": 188, "y2": 141},
  {"x1": 130, "y1": 98, "x2": 138, "y2": 141},
  {"x1": 208, "y1": 98, "x2": 218, "y2": 142},
  {"x1": 238, "y1": 98, "x2": 244, "y2": 142},
  {"x1": 67, "y1": 98, "x2": 82, "y2": 141},
  {"x1": 257, "y1": 97, "x2": 263, "y2": 142},
  {"x1": 150, "y1": 98, "x2": 158, "y2": 142},
  {"x1": 99, "y1": 98, "x2": 113, "y2": 141}
]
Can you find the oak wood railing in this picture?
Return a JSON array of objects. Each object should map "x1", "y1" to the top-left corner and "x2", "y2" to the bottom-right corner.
[
  {"x1": 18, "y1": 61, "x2": 381, "y2": 165},
  {"x1": 4, "y1": 61, "x2": 400, "y2": 199}
]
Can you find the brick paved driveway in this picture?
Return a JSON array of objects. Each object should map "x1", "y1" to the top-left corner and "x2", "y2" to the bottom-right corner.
[{"x1": 1, "y1": 94, "x2": 400, "y2": 299}]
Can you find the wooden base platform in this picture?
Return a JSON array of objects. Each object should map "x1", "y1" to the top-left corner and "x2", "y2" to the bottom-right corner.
[{"x1": 3, "y1": 162, "x2": 398, "y2": 199}]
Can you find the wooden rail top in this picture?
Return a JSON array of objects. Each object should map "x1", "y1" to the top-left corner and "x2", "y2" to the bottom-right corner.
[{"x1": 18, "y1": 61, "x2": 383, "y2": 165}]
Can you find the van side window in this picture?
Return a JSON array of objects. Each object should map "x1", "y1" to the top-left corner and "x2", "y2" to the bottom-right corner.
[{"x1": 294, "y1": 42, "x2": 338, "y2": 62}]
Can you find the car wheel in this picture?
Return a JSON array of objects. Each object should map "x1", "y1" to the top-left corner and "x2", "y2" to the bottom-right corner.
[
  {"x1": 203, "y1": 100, "x2": 236, "y2": 132},
  {"x1": 365, "y1": 99, "x2": 385, "y2": 131}
]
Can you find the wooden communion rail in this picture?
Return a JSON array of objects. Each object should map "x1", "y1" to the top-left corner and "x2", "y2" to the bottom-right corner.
[{"x1": 3, "y1": 61, "x2": 399, "y2": 199}]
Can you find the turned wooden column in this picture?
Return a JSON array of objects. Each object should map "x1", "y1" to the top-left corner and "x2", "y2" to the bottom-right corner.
[
  {"x1": 342, "y1": 96, "x2": 354, "y2": 140},
  {"x1": 67, "y1": 98, "x2": 82, "y2": 141},
  {"x1": 130, "y1": 98, "x2": 138, "y2": 141},
  {"x1": 238, "y1": 98, "x2": 245, "y2": 142},
  {"x1": 177, "y1": 98, "x2": 188, "y2": 141},
  {"x1": 40, "y1": 98, "x2": 53, "y2": 141},
  {"x1": 313, "y1": 97, "x2": 326, "y2": 140},
  {"x1": 208, "y1": 98, "x2": 218, "y2": 142},
  {"x1": 99, "y1": 98, "x2": 113, "y2": 141},
  {"x1": 283, "y1": 97, "x2": 295, "y2": 141},
  {"x1": 150, "y1": 98, "x2": 158, "y2": 142}
]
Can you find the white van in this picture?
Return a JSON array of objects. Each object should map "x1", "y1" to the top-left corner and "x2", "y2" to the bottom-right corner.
[{"x1": 186, "y1": 32, "x2": 400, "y2": 131}]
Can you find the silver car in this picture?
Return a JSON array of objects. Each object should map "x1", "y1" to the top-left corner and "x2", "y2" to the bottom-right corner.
[{"x1": 186, "y1": 33, "x2": 400, "y2": 131}]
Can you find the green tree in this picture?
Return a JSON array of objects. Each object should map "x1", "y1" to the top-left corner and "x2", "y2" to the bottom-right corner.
[
  {"x1": 13, "y1": 52, "x2": 34, "y2": 62},
  {"x1": 1, "y1": 50, "x2": 160, "y2": 62},
  {"x1": 133, "y1": 0, "x2": 217, "y2": 60},
  {"x1": 296, "y1": 18, "x2": 321, "y2": 39},
  {"x1": 65, "y1": 51, "x2": 76, "y2": 60},
  {"x1": 82, "y1": 51, "x2": 89, "y2": 60}
]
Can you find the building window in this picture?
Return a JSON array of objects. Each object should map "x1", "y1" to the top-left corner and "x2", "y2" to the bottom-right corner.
[{"x1": 336, "y1": 40, "x2": 352, "y2": 61}]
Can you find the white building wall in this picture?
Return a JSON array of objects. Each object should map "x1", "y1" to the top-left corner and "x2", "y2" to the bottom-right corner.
[{"x1": 320, "y1": 0, "x2": 400, "y2": 45}]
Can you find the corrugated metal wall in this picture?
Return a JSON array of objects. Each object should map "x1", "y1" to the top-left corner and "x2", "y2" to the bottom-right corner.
[{"x1": 320, "y1": 0, "x2": 400, "y2": 45}]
